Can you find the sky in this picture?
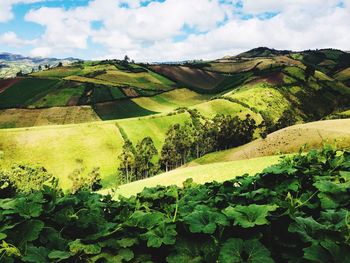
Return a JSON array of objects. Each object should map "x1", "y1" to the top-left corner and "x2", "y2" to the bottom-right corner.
[{"x1": 0, "y1": 0, "x2": 349, "y2": 62}]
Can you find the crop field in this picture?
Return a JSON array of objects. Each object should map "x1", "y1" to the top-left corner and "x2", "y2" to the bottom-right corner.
[
  {"x1": 94, "y1": 100, "x2": 156, "y2": 120},
  {"x1": 224, "y1": 82, "x2": 292, "y2": 122},
  {"x1": 0, "y1": 78, "x2": 60, "y2": 109},
  {"x1": 0, "y1": 106, "x2": 100, "y2": 128},
  {"x1": 191, "y1": 99, "x2": 263, "y2": 123},
  {"x1": 150, "y1": 65, "x2": 226, "y2": 91},
  {"x1": 133, "y1": 88, "x2": 211, "y2": 112},
  {"x1": 194, "y1": 119, "x2": 350, "y2": 165},
  {"x1": 64, "y1": 75, "x2": 117, "y2": 86},
  {"x1": 334, "y1": 67, "x2": 350, "y2": 82},
  {"x1": 107, "y1": 155, "x2": 281, "y2": 197},
  {"x1": 116, "y1": 112, "x2": 191, "y2": 150},
  {"x1": 95, "y1": 69, "x2": 175, "y2": 91},
  {"x1": 0, "y1": 78, "x2": 20, "y2": 93},
  {"x1": 0, "y1": 122, "x2": 123, "y2": 189},
  {"x1": 32, "y1": 83, "x2": 86, "y2": 107},
  {"x1": 31, "y1": 66, "x2": 83, "y2": 78}
]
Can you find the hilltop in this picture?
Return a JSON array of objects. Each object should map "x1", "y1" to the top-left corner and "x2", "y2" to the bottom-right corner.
[{"x1": 0, "y1": 52, "x2": 79, "y2": 79}]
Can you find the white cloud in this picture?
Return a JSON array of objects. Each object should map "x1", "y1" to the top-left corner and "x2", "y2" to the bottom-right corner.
[
  {"x1": 0, "y1": 0, "x2": 43, "y2": 22},
  {"x1": 4, "y1": 0, "x2": 350, "y2": 60},
  {"x1": 0, "y1": 31, "x2": 36, "y2": 47}
]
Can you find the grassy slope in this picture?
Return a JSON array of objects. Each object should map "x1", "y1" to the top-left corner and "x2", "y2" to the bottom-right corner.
[
  {"x1": 224, "y1": 82, "x2": 292, "y2": 122},
  {"x1": 0, "y1": 112, "x2": 191, "y2": 188},
  {"x1": 191, "y1": 99, "x2": 263, "y2": 122},
  {"x1": 193, "y1": 119, "x2": 350, "y2": 165},
  {"x1": 0, "y1": 122, "x2": 123, "y2": 189},
  {"x1": 132, "y1": 88, "x2": 211, "y2": 112},
  {"x1": 103, "y1": 155, "x2": 281, "y2": 198},
  {"x1": 116, "y1": 112, "x2": 191, "y2": 150},
  {"x1": 0, "y1": 106, "x2": 101, "y2": 128}
]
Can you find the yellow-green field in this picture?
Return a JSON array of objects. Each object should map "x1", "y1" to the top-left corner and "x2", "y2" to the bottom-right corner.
[
  {"x1": 0, "y1": 122, "x2": 123, "y2": 189},
  {"x1": 132, "y1": 88, "x2": 211, "y2": 112},
  {"x1": 116, "y1": 112, "x2": 191, "y2": 150},
  {"x1": 224, "y1": 82, "x2": 292, "y2": 122},
  {"x1": 335, "y1": 67, "x2": 350, "y2": 81},
  {"x1": 103, "y1": 155, "x2": 281, "y2": 198},
  {"x1": 193, "y1": 119, "x2": 350, "y2": 165},
  {"x1": 191, "y1": 99, "x2": 263, "y2": 122},
  {"x1": 0, "y1": 106, "x2": 100, "y2": 128}
]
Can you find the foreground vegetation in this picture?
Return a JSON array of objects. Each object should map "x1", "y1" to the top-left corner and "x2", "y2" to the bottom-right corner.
[{"x1": 0, "y1": 147, "x2": 349, "y2": 262}]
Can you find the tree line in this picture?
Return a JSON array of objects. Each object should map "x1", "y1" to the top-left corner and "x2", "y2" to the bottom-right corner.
[{"x1": 117, "y1": 111, "x2": 257, "y2": 183}]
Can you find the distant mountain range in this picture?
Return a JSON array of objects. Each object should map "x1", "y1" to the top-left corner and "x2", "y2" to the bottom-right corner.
[{"x1": 0, "y1": 52, "x2": 80, "y2": 79}]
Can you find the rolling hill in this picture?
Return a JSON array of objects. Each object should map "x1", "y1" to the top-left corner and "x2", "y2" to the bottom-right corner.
[
  {"x1": 0, "y1": 47, "x2": 350, "y2": 191},
  {"x1": 106, "y1": 118, "x2": 350, "y2": 197}
]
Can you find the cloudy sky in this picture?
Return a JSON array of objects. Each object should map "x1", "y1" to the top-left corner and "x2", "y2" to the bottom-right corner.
[{"x1": 0, "y1": 0, "x2": 349, "y2": 61}]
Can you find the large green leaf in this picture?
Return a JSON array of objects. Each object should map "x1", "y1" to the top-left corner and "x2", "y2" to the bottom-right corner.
[
  {"x1": 89, "y1": 249, "x2": 134, "y2": 263},
  {"x1": 183, "y1": 205, "x2": 228, "y2": 234},
  {"x1": 22, "y1": 246, "x2": 49, "y2": 263},
  {"x1": 288, "y1": 217, "x2": 329, "y2": 243},
  {"x1": 141, "y1": 223, "x2": 177, "y2": 248},
  {"x1": 48, "y1": 250, "x2": 72, "y2": 261},
  {"x1": 219, "y1": 238, "x2": 274, "y2": 263},
  {"x1": 127, "y1": 211, "x2": 165, "y2": 229},
  {"x1": 223, "y1": 204, "x2": 278, "y2": 228}
]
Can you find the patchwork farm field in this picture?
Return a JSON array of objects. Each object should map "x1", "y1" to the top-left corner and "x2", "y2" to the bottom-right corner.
[
  {"x1": 0, "y1": 106, "x2": 100, "y2": 128},
  {"x1": 0, "y1": 78, "x2": 60, "y2": 109},
  {"x1": 133, "y1": 88, "x2": 211, "y2": 112},
  {"x1": 150, "y1": 65, "x2": 226, "y2": 91},
  {"x1": 191, "y1": 98, "x2": 263, "y2": 122},
  {"x1": 95, "y1": 99, "x2": 157, "y2": 120}
]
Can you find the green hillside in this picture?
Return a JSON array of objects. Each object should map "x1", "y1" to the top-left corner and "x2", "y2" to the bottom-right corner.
[{"x1": 1, "y1": 48, "x2": 350, "y2": 191}]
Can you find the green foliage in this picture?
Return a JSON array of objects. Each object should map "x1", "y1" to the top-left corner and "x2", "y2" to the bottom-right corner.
[
  {"x1": 0, "y1": 164, "x2": 53, "y2": 196},
  {"x1": 68, "y1": 166, "x2": 102, "y2": 194},
  {"x1": 0, "y1": 147, "x2": 349, "y2": 262}
]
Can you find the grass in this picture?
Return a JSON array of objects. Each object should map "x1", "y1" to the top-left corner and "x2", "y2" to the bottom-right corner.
[
  {"x1": 132, "y1": 88, "x2": 211, "y2": 112},
  {"x1": 0, "y1": 106, "x2": 100, "y2": 128},
  {"x1": 32, "y1": 84, "x2": 86, "y2": 107},
  {"x1": 191, "y1": 99, "x2": 263, "y2": 122},
  {"x1": 95, "y1": 70, "x2": 174, "y2": 91},
  {"x1": 224, "y1": 82, "x2": 292, "y2": 122},
  {"x1": 31, "y1": 66, "x2": 83, "y2": 78},
  {"x1": 95, "y1": 100, "x2": 157, "y2": 120},
  {"x1": 193, "y1": 119, "x2": 350, "y2": 165},
  {"x1": 0, "y1": 122, "x2": 123, "y2": 189},
  {"x1": 0, "y1": 78, "x2": 60, "y2": 109},
  {"x1": 102, "y1": 155, "x2": 281, "y2": 198},
  {"x1": 116, "y1": 112, "x2": 191, "y2": 150},
  {"x1": 334, "y1": 67, "x2": 350, "y2": 81}
]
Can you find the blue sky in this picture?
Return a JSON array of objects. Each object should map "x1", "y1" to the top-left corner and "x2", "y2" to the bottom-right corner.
[{"x1": 0, "y1": 0, "x2": 349, "y2": 61}]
